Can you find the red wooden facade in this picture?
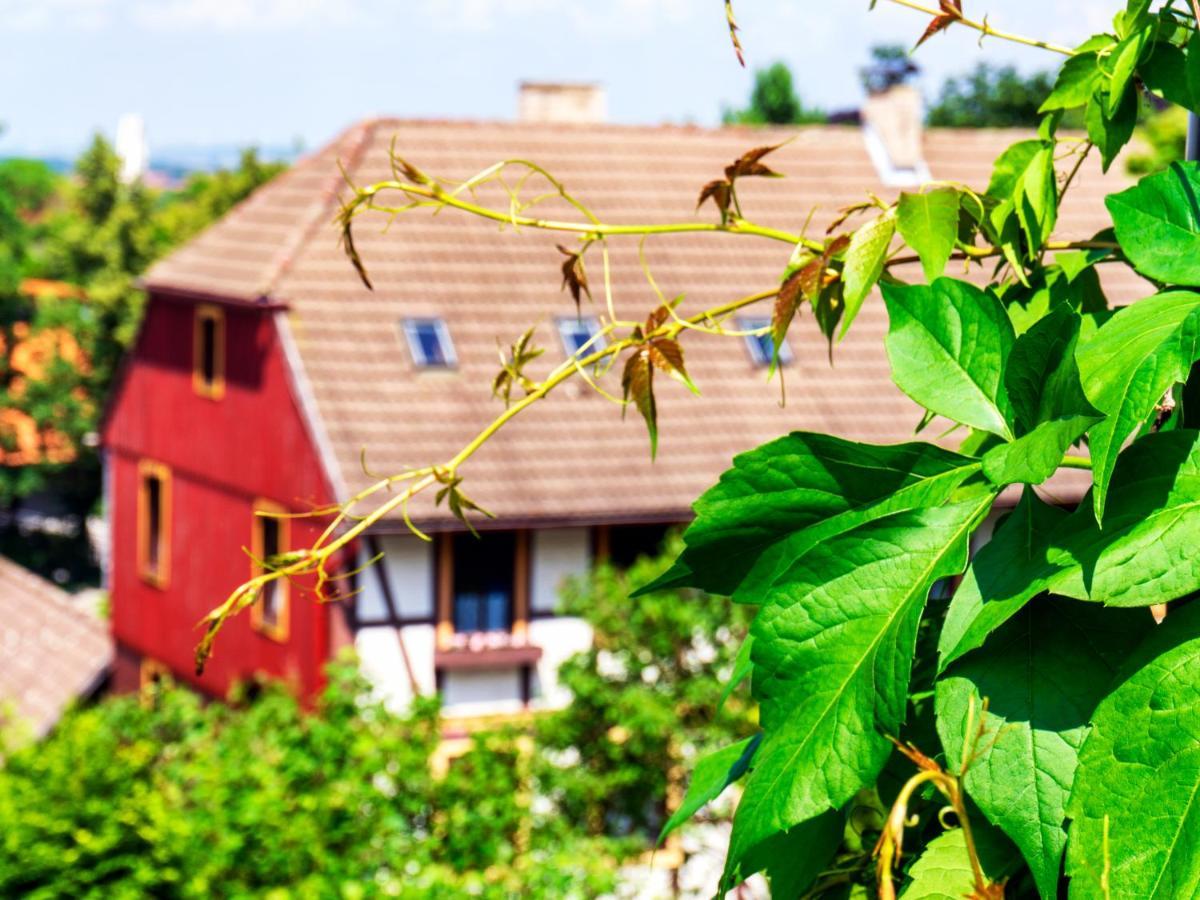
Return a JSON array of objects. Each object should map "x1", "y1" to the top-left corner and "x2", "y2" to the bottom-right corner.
[{"x1": 103, "y1": 292, "x2": 338, "y2": 699}]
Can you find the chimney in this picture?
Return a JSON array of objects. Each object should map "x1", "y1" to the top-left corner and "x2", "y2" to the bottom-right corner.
[
  {"x1": 518, "y1": 82, "x2": 607, "y2": 124},
  {"x1": 115, "y1": 113, "x2": 149, "y2": 185},
  {"x1": 861, "y1": 84, "x2": 930, "y2": 187}
]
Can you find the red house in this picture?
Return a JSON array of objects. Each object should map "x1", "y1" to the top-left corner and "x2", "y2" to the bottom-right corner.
[{"x1": 102, "y1": 85, "x2": 1135, "y2": 720}]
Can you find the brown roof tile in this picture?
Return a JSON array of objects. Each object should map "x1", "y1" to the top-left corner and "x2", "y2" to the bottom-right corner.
[
  {"x1": 145, "y1": 120, "x2": 1141, "y2": 525},
  {"x1": 0, "y1": 557, "x2": 111, "y2": 737}
]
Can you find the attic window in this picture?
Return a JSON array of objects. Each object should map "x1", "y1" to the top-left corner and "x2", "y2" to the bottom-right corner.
[
  {"x1": 193, "y1": 304, "x2": 225, "y2": 399},
  {"x1": 402, "y1": 318, "x2": 456, "y2": 368},
  {"x1": 557, "y1": 316, "x2": 604, "y2": 357},
  {"x1": 737, "y1": 316, "x2": 793, "y2": 367}
]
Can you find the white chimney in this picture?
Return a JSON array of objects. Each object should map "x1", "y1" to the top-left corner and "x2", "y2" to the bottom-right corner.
[
  {"x1": 861, "y1": 84, "x2": 930, "y2": 187},
  {"x1": 115, "y1": 113, "x2": 148, "y2": 184},
  {"x1": 518, "y1": 82, "x2": 607, "y2": 124}
]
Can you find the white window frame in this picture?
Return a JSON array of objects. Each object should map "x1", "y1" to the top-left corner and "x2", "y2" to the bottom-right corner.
[{"x1": 401, "y1": 318, "x2": 457, "y2": 368}]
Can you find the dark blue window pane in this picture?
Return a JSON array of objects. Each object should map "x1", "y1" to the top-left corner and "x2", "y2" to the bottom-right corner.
[{"x1": 452, "y1": 532, "x2": 515, "y2": 633}]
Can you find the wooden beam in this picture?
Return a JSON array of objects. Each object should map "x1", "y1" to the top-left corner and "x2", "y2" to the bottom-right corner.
[
  {"x1": 436, "y1": 532, "x2": 454, "y2": 649},
  {"x1": 512, "y1": 529, "x2": 530, "y2": 640}
]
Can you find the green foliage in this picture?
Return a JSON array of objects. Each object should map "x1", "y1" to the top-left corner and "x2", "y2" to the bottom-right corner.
[
  {"x1": 1127, "y1": 105, "x2": 1190, "y2": 176},
  {"x1": 1066, "y1": 602, "x2": 1200, "y2": 898},
  {"x1": 928, "y1": 64, "x2": 1070, "y2": 129},
  {"x1": 0, "y1": 137, "x2": 284, "y2": 581},
  {"x1": 536, "y1": 535, "x2": 753, "y2": 840},
  {"x1": 0, "y1": 662, "x2": 620, "y2": 898},
  {"x1": 656, "y1": 4, "x2": 1200, "y2": 895},
  {"x1": 723, "y1": 62, "x2": 825, "y2": 126}
]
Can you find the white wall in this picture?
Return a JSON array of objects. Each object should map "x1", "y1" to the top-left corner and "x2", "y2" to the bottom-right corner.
[
  {"x1": 355, "y1": 623, "x2": 437, "y2": 712},
  {"x1": 355, "y1": 535, "x2": 434, "y2": 622},
  {"x1": 529, "y1": 616, "x2": 593, "y2": 709},
  {"x1": 530, "y1": 527, "x2": 591, "y2": 614},
  {"x1": 442, "y1": 669, "x2": 525, "y2": 718}
]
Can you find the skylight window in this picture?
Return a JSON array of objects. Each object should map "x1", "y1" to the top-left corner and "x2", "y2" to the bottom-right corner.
[
  {"x1": 737, "y1": 316, "x2": 793, "y2": 367},
  {"x1": 402, "y1": 318, "x2": 456, "y2": 368},
  {"x1": 557, "y1": 316, "x2": 604, "y2": 357}
]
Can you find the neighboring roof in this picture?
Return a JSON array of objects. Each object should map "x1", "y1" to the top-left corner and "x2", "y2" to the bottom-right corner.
[
  {"x1": 0, "y1": 557, "x2": 111, "y2": 737},
  {"x1": 145, "y1": 119, "x2": 1144, "y2": 526}
]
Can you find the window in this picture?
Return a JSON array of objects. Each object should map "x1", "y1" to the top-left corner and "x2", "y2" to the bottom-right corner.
[
  {"x1": 193, "y1": 304, "x2": 226, "y2": 398},
  {"x1": 452, "y1": 531, "x2": 515, "y2": 633},
  {"x1": 250, "y1": 500, "x2": 290, "y2": 641},
  {"x1": 557, "y1": 316, "x2": 604, "y2": 356},
  {"x1": 737, "y1": 316, "x2": 793, "y2": 366},
  {"x1": 137, "y1": 460, "x2": 171, "y2": 588},
  {"x1": 402, "y1": 318, "x2": 456, "y2": 367}
]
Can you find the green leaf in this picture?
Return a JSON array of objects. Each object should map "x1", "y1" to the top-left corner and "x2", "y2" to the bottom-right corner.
[
  {"x1": 987, "y1": 140, "x2": 1042, "y2": 200},
  {"x1": 940, "y1": 431, "x2": 1200, "y2": 670},
  {"x1": 1005, "y1": 304, "x2": 1099, "y2": 434},
  {"x1": 717, "y1": 635, "x2": 753, "y2": 713},
  {"x1": 1086, "y1": 85, "x2": 1138, "y2": 172},
  {"x1": 939, "y1": 489, "x2": 1066, "y2": 672},
  {"x1": 897, "y1": 188, "x2": 960, "y2": 284},
  {"x1": 1016, "y1": 147, "x2": 1058, "y2": 255},
  {"x1": 983, "y1": 307, "x2": 1101, "y2": 485},
  {"x1": 724, "y1": 810, "x2": 844, "y2": 897},
  {"x1": 1077, "y1": 290, "x2": 1200, "y2": 520},
  {"x1": 1106, "y1": 163, "x2": 1200, "y2": 287},
  {"x1": 1066, "y1": 603, "x2": 1200, "y2": 898},
  {"x1": 981, "y1": 414, "x2": 1098, "y2": 486},
  {"x1": 637, "y1": 432, "x2": 980, "y2": 601},
  {"x1": 659, "y1": 734, "x2": 760, "y2": 843},
  {"x1": 725, "y1": 494, "x2": 995, "y2": 883},
  {"x1": 1040, "y1": 52, "x2": 1104, "y2": 112},
  {"x1": 937, "y1": 597, "x2": 1151, "y2": 898},
  {"x1": 899, "y1": 823, "x2": 1022, "y2": 899},
  {"x1": 1139, "y1": 42, "x2": 1194, "y2": 110},
  {"x1": 1106, "y1": 27, "x2": 1150, "y2": 116},
  {"x1": 882, "y1": 278, "x2": 1016, "y2": 439},
  {"x1": 841, "y1": 211, "x2": 896, "y2": 338}
]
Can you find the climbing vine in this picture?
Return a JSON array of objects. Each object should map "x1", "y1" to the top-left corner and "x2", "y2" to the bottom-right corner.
[{"x1": 201, "y1": 1, "x2": 1200, "y2": 895}]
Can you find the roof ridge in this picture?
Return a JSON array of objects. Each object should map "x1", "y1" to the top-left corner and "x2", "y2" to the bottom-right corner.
[{"x1": 259, "y1": 118, "x2": 379, "y2": 300}]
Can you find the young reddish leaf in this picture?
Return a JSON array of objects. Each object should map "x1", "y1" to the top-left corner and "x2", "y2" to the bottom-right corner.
[
  {"x1": 773, "y1": 269, "x2": 805, "y2": 363},
  {"x1": 645, "y1": 304, "x2": 672, "y2": 333},
  {"x1": 914, "y1": 0, "x2": 963, "y2": 48},
  {"x1": 697, "y1": 179, "x2": 733, "y2": 222},
  {"x1": 649, "y1": 338, "x2": 699, "y2": 395},
  {"x1": 557, "y1": 245, "x2": 591, "y2": 310},
  {"x1": 725, "y1": 144, "x2": 784, "y2": 180},
  {"x1": 622, "y1": 348, "x2": 658, "y2": 458}
]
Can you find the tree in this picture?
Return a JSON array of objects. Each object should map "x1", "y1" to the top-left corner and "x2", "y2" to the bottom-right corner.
[
  {"x1": 204, "y1": 1, "x2": 1200, "y2": 895},
  {"x1": 723, "y1": 62, "x2": 825, "y2": 125},
  {"x1": 927, "y1": 62, "x2": 1081, "y2": 128},
  {"x1": 0, "y1": 662, "x2": 621, "y2": 898},
  {"x1": 535, "y1": 534, "x2": 753, "y2": 840},
  {"x1": 1126, "y1": 104, "x2": 1189, "y2": 175},
  {"x1": 0, "y1": 138, "x2": 284, "y2": 581},
  {"x1": 860, "y1": 44, "x2": 920, "y2": 95}
]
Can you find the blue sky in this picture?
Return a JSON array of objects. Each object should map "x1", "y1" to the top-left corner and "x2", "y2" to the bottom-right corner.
[{"x1": 0, "y1": 0, "x2": 1114, "y2": 159}]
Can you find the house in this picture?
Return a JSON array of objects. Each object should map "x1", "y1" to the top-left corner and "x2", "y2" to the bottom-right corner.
[
  {"x1": 101, "y1": 84, "x2": 1139, "y2": 723},
  {"x1": 0, "y1": 554, "x2": 111, "y2": 740}
]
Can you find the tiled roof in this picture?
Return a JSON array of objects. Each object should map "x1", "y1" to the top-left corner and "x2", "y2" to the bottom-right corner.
[
  {"x1": 145, "y1": 119, "x2": 1141, "y2": 525},
  {"x1": 0, "y1": 556, "x2": 111, "y2": 737}
]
